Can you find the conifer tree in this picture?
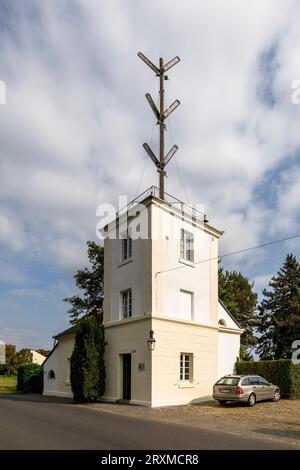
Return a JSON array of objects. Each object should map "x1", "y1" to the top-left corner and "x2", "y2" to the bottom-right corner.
[
  {"x1": 257, "y1": 254, "x2": 300, "y2": 359},
  {"x1": 70, "y1": 316, "x2": 106, "y2": 402}
]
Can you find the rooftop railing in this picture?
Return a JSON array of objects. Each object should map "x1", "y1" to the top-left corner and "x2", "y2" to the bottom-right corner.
[{"x1": 116, "y1": 186, "x2": 208, "y2": 225}]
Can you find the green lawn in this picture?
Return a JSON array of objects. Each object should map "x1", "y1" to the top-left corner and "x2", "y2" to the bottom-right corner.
[{"x1": 0, "y1": 375, "x2": 17, "y2": 394}]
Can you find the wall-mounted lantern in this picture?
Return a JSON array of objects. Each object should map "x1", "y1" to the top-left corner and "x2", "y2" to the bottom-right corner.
[{"x1": 147, "y1": 330, "x2": 156, "y2": 351}]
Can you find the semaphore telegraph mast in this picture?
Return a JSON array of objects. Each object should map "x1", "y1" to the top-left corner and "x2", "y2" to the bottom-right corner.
[{"x1": 138, "y1": 52, "x2": 180, "y2": 200}]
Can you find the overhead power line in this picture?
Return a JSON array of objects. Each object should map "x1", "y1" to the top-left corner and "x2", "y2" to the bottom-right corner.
[{"x1": 155, "y1": 233, "x2": 300, "y2": 277}]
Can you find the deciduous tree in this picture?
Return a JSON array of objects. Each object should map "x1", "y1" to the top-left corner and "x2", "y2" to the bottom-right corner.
[
  {"x1": 219, "y1": 266, "x2": 258, "y2": 356},
  {"x1": 64, "y1": 241, "x2": 104, "y2": 324}
]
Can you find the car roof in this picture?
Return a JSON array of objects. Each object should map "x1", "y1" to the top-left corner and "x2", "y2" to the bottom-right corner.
[{"x1": 222, "y1": 374, "x2": 262, "y2": 378}]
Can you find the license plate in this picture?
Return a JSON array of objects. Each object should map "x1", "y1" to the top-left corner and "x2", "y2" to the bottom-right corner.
[{"x1": 220, "y1": 389, "x2": 230, "y2": 393}]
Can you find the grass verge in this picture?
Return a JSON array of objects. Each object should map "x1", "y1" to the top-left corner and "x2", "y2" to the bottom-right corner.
[{"x1": 0, "y1": 375, "x2": 17, "y2": 394}]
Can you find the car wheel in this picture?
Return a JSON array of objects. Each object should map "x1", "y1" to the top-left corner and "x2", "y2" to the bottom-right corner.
[
  {"x1": 247, "y1": 393, "x2": 256, "y2": 407},
  {"x1": 273, "y1": 389, "x2": 281, "y2": 402},
  {"x1": 218, "y1": 400, "x2": 227, "y2": 406}
]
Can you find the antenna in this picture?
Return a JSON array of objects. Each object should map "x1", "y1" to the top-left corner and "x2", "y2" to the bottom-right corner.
[
  {"x1": 143, "y1": 143, "x2": 159, "y2": 168},
  {"x1": 138, "y1": 52, "x2": 180, "y2": 200},
  {"x1": 164, "y1": 145, "x2": 178, "y2": 166},
  {"x1": 145, "y1": 93, "x2": 160, "y2": 121}
]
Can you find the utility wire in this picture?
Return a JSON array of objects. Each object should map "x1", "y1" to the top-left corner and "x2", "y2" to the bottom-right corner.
[
  {"x1": 155, "y1": 232, "x2": 300, "y2": 277},
  {"x1": 165, "y1": 91, "x2": 190, "y2": 204},
  {"x1": 134, "y1": 84, "x2": 160, "y2": 199}
]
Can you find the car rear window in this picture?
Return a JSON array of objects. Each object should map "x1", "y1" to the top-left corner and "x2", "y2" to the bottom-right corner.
[{"x1": 216, "y1": 377, "x2": 240, "y2": 386}]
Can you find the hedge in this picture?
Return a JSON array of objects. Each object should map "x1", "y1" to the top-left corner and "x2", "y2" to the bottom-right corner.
[
  {"x1": 17, "y1": 363, "x2": 41, "y2": 393},
  {"x1": 236, "y1": 359, "x2": 300, "y2": 398},
  {"x1": 71, "y1": 316, "x2": 106, "y2": 403}
]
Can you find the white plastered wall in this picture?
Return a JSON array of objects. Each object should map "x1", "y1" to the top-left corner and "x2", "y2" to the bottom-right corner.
[
  {"x1": 43, "y1": 334, "x2": 74, "y2": 398},
  {"x1": 217, "y1": 301, "x2": 242, "y2": 378},
  {"x1": 151, "y1": 202, "x2": 218, "y2": 325}
]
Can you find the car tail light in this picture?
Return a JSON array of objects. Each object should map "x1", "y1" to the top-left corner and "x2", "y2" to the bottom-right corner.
[{"x1": 236, "y1": 386, "x2": 244, "y2": 395}]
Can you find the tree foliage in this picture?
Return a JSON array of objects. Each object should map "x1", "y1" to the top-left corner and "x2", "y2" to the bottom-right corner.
[
  {"x1": 0, "y1": 344, "x2": 16, "y2": 374},
  {"x1": 36, "y1": 349, "x2": 50, "y2": 357},
  {"x1": 219, "y1": 266, "x2": 258, "y2": 352},
  {"x1": 5, "y1": 344, "x2": 16, "y2": 373},
  {"x1": 64, "y1": 241, "x2": 104, "y2": 324},
  {"x1": 70, "y1": 316, "x2": 106, "y2": 403},
  {"x1": 257, "y1": 254, "x2": 300, "y2": 359},
  {"x1": 17, "y1": 363, "x2": 41, "y2": 393},
  {"x1": 236, "y1": 359, "x2": 300, "y2": 398},
  {"x1": 16, "y1": 349, "x2": 33, "y2": 365}
]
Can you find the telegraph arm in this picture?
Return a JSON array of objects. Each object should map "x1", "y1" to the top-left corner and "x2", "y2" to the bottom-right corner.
[{"x1": 138, "y1": 52, "x2": 181, "y2": 199}]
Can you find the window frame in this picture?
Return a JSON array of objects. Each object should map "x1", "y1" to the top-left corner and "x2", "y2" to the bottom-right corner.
[
  {"x1": 180, "y1": 352, "x2": 193, "y2": 382},
  {"x1": 250, "y1": 376, "x2": 260, "y2": 386},
  {"x1": 258, "y1": 376, "x2": 269, "y2": 386},
  {"x1": 241, "y1": 377, "x2": 250, "y2": 386},
  {"x1": 121, "y1": 232, "x2": 132, "y2": 262},
  {"x1": 180, "y1": 229, "x2": 194, "y2": 263},
  {"x1": 121, "y1": 288, "x2": 132, "y2": 319}
]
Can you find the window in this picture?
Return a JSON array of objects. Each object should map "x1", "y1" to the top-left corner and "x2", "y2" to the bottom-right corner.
[
  {"x1": 179, "y1": 290, "x2": 193, "y2": 320},
  {"x1": 121, "y1": 235, "x2": 132, "y2": 261},
  {"x1": 218, "y1": 319, "x2": 227, "y2": 326},
  {"x1": 216, "y1": 376, "x2": 240, "y2": 386},
  {"x1": 258, "y1": 377, "x2": 269, "y2": 386},
  {"x1": 121, "y1": 289, "x2": 132, "y2": 319},
  {"x1": 47, "y1": 370, "x2": 55, "y2": 380},
  {"x1": 180, "y1": 229, "x2": 194, "y2": 262},
  {"x1": 250, "y1": 376, "x2": 260, "y2": 386},
  {"x1": 180, "y1": 353, "x2": 193, "y2": 382},
  {"x1": 241, "y1": 377, "x2": 250, "y2": 386}
]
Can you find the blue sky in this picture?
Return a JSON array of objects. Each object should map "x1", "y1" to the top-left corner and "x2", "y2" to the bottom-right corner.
[{"x1": 0, "y1": 0, "x2": 300, "y2": 349}]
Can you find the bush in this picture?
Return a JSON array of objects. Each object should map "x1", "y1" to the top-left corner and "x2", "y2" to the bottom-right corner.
[
  {"x1": 0, "y1": 364, "x2": 9, "y2": 375},
  {"x1": 17, "y1": 363, "x2": 41, "y2": 393},
  {"x1": 30, "y1": 370, "x2": 44, "y2": 394},
  {"x1": 236, "y1": 359, "x2": 300, "y2": 398},
  {"x1": 71, "y1": 316, "x2": 106, "y2": 403}
]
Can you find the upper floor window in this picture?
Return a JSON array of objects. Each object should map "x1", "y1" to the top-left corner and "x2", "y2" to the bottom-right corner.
[
  {"x1": 180, "y1": 229, "x2": 194, "y2": 262},
  {"x1": 179, "y1": 290, "x2": 193, "y2": 321},
  {"x1": 121, "y1": 289, "x2": 132, "y2": 319},
  {"x1": 121, "y1": 236, "x2": 132, "y2": 261}
]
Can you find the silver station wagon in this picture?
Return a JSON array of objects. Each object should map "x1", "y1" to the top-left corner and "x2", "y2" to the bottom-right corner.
[{"x1": 212, "y1": 375, "x2": 281, "y2": 407}]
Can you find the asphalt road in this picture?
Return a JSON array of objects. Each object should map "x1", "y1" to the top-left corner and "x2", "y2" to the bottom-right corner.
[{"x1": 0, "y1": 394, "x2": 295, "y2": 450}]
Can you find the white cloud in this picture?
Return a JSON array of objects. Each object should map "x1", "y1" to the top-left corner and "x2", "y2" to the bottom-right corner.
[
  {"x1": 47, "y1": 238, "x2": 88, "y2": 273},
  {"x1": 253, "y1": 273, "x2": 273, "y2": 293},
  {"x1": 0, "y1": 212, "x2": 25, "y2": 251},
  {"x1": 0, "y1": 0, "x2": 299, "y2": 266},
  {"x1": 0, "y1": 326, "x2": 52, "y2": 350},
  {"x1": 1, "y1": 0, "x2": 300, "y2": 343}
]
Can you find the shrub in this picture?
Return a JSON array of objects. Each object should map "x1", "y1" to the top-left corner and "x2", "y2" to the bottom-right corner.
[
  {"x1": 17, "y1": 363, "x2": 41, "y2": 393},
  {"x1": 71, "y1": 316, "x2": 106, "y2": 403},
  {"x1": 236, "y1": 359, "x2": 300, "y2": 398}
]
